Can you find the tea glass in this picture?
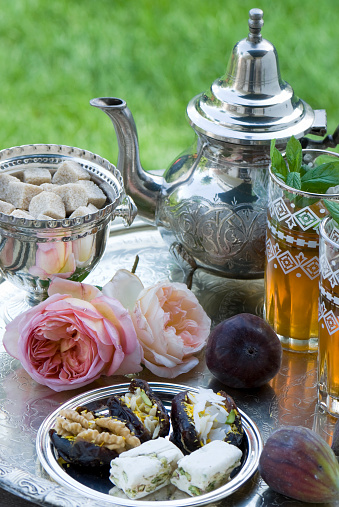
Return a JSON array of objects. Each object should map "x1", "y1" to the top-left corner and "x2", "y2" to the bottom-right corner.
[
  {"x1": 264, "y1": 149, "x2": 339, "y2": 353},
  {"x1": 318, "y1": 216, "x2": 339, "y2": 416}
]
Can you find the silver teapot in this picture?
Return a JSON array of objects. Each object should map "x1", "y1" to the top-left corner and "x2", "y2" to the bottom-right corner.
[{"x1": 91, "y1": 8, "x2": 339, "y2": 282}]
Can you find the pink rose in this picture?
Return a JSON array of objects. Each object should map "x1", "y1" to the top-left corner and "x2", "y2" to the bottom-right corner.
[
  {"x1": 3, "y1": 279, "x2": 143, "y2": 391},
  {"x1": 104, "y1": 273, "x2": 211, "y2": 378}
]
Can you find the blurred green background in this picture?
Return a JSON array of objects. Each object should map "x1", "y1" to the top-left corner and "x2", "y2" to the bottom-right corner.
[{"x1": 0, "y1": 0, "x2": 338, "y2": 171}]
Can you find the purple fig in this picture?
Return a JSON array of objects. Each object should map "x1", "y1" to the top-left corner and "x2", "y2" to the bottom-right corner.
[
  {"x1": 259, "y1": 426, "x2": 339, "y2": 503},
  {"x1": 205, "y1": 313, "x2": 282, "y2": 388}
]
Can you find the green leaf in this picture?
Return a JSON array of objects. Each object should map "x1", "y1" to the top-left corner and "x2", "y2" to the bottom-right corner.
[
  {"x1": 285, "y1": 135, "x2": 302, "y2": 173},
  {"x1": 300, "y1": 161, "x2": 339, "y2": 193},
  {"x1": 323, "y1": 199, "x2": 339, "y2": 226},
  {"x1": 270, "y1": 139, "x2": 289, "y2": 181},
  {"x1": 300, "y1": 164, "x2": 312, "y2": 177},
  {"x1": 286, "y1": 171, "x2": 301, "y2": 190},
  {"x1": 314, "y1": 154, "x2": 339, "y2": 166}
]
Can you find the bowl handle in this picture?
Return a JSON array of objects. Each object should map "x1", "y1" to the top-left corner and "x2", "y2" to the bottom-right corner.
[{"x1": 113, "y1": 195, "x2": 138, "y2": 226}]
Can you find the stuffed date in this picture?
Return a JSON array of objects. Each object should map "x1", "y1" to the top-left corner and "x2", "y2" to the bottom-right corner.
[
  {"x1": 49, "y1": 407, "x2": 141, "y2": 468},
  {"x1": 170, "y1": 387, "x2": 243, "y2": 454},
  {"x1": 109, "y1": 379, "x2": 170, "y2": 439}
]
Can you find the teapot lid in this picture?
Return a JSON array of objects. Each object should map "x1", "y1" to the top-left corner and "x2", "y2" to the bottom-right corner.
[{"x1": 187, "y1": 8, "x2": 315, "y2": 145}]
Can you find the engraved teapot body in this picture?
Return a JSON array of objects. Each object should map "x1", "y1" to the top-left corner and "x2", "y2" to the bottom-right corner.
[{"x1": 91, "y1": 9, "x2": 338, "y2": 280}]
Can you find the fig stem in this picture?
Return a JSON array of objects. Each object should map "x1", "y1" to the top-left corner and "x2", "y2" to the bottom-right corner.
[{"x1": 131, "y1": 255, "x2": 139, "y2": 274}]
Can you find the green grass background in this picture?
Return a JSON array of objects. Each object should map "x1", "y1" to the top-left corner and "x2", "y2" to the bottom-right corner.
[{"x1": 0, "y1": 0, "x2": 338, "y2": 171}]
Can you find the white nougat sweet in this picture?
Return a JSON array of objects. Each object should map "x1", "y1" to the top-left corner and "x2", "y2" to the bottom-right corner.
[
  {"x1": 109, "y1": 437, "x2": 184, "y2": 499},
  {"x1": 170, "y1": 440, "x2": 242, "y2": 496}
]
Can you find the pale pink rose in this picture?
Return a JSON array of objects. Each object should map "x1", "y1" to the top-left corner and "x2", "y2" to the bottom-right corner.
[
  {"x1": 3, "y1": 279, "x2": 143, "y2": 391},
  {"x1": 29, "y1": 241, "x2": 76, "y2": 279},
  {"x1": 130, "y1": 281, "x2": 211, "y2": 378}
]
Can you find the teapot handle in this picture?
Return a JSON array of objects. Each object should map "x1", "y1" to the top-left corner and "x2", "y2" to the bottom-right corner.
[{"x1": 301, "y1": 124, "x2": 339, "y2": 150}]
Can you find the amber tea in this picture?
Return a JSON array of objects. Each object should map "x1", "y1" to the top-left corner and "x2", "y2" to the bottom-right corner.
[
  {"x1": 265, "y1": 140, "x2": 339, "y2": 352},
  {"x1": 318, "y1": 216, "x2": 339, "y2": 416},
  {"x1": 265, "y1": 200, "x2": 324, "y2": 352}
]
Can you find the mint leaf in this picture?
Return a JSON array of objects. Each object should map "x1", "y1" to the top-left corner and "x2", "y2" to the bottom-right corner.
[
  {"x1": 323, "y1": 199, "x2": 339, "y2": 226},
  {"x1": 270, "y1": 139, "x2": 289, "y2": 181},
  {"x1": 286, "y1": 136, "x2": 302, "y2": 173},
  {"x1": 300, "y1": 164, "x2": 312, "y2": 177},
  {"x1": 314, "y1": 154, "x2": 339, "y2": 166},
  {"x1": 300, "y1": 161, "x2": 339, "y2": 193},
  {"x1": 286, "y1": 172, "x2": 301, "y2": 190}
]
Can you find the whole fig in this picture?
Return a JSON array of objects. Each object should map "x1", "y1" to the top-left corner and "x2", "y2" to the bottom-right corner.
[
  {"x1": 205, "y1": 313, "x2": 282, "y2": 388},
  {"x1": 259, "y1": 426, "x2": 339, "y2": 503}
]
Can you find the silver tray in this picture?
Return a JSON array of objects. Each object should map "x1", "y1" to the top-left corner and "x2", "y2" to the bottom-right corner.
[{"x1": 0, "y1": 221, "x2": 339, "y2": 506}]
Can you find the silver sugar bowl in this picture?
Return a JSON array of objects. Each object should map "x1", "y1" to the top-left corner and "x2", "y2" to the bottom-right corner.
[
  {"x1": 90, "y1": 8, "x2": 339, "y2": 282},
  {"x1": 0, "y1": 144, "x2": 137, "y2": 320}
]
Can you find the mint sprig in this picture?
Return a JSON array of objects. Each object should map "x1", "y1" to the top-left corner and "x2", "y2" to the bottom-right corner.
[{"x1": 270, "y1": 136, "x2": 339, "y2": 194}]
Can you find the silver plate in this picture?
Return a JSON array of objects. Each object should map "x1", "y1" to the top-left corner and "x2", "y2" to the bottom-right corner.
[{"x1": 36, "y1": 382, "x2": 263, "y2": 507}]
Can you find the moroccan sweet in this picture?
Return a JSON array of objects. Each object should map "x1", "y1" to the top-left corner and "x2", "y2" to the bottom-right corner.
[
  {"x1": 50, "y1": 380, "x2": 171, "y2": 469},
  {"x1": 170, "y1": 387, "x2": 243, "y2": 454},
  {"x1": 108, "y1": 379, "x2": 170, "y2": 440},
  {"x1": 170, "y1": 440, "x2": 242, "y2": 496},
  {"x1": 109, "y1": 438, "x2": 184, "y2": 499},
  {"x1": 49, "y1": 406, "x2": 141, "y2": 468}
]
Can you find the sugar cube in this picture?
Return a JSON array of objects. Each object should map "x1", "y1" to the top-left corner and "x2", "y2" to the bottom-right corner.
[
  {"x1": 78, "y1": 180, "x2": 106, "y2": 208},
  {"x1": 40, "y1": 183, "x2": 59, "y2": 192},
  {"x1": 0, "y1": 199, "x2": 15, "y2": 215},
  {"x1": 6, "y1": 181, "x2": 43, "y2": 210},
  {"x1": 29, "y1": 191, "x2": 66, "y2": 219},
  {"x1": 23, "y1": 168, "x2": 52, "y2": 185},
  {"x1": 10, "y1": 209, "x2": 34, "y2": 219},
  {"x1": 87, "y1": 203, "x2": 98, "y2": 212},
  {"x1": 36, "y1": 213, "x2": 57, "y2": 220},
  {"x1": 0, "y1": 173, "x2": 20, "y2": 200},
  {"x1": 69, "y1": 205, "x2": 96, "y2": 218},
  {"x1": 52, "y1": 160, "x2": 91, "y2": 185},
  {"x1": 54, "y1": 183, "x2": 88, "y2": 213}
]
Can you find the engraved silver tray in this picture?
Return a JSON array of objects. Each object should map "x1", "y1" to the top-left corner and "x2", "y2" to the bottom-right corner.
[
  {"x1": 36, "y1": 383, "x2": 262, "y2": 506},
  {"x1": 0, "y1": 220, "x2": 338, "y2": 506}
]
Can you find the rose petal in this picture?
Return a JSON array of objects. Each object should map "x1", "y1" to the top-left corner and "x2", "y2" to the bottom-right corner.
[
  {"x1": 142, "y1": 355, "x2": 199, "y2": 378},
  {"x1": 102, "y1": 269, "x2": 144, "y2": 311},
  {"x1": 48, "y1": 279, "x2": 101, "y2": 301}
]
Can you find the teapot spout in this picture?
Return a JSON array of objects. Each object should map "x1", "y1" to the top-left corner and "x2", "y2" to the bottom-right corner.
[{"x1": 90, "y1": 97, "x2": 162, "y2": 222}]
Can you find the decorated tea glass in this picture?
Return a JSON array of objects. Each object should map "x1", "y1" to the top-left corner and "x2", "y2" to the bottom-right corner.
[
  {"x1": 0, "y1": 144, "x2": 137, "y2": 321},
  {"x1": 318, "y1": 216, "x2": 339, "y2": 416},
  {"x1": 264, "y1": 149, "x2": 339, "y2": 353}
]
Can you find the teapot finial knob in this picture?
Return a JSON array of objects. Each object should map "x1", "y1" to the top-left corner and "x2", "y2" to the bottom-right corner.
[{"x1": 248, "y1": 8, "x2": 264, "y2": 43}]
